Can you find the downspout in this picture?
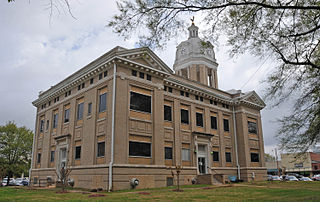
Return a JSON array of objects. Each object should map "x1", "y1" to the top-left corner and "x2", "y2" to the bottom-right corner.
[
  {"x1": 108, "y1": 62, "x2": 116, "y2": 192},
  {"x1": 29, "y1": 111, "x2": 38, "y2": 185},
  {"x1": 232, "y1": 105, "x2": 241, "y2": 180}
]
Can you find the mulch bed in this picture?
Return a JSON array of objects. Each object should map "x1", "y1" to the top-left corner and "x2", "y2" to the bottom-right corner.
[{"x1": 88, "y1": 194, "x2": 106, "y2": 198}]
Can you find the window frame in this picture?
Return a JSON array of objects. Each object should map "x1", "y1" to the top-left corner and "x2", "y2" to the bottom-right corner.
[
  {"x1": 88, "y1": 102, "x2": 92, "y2": 115},
  {"x1": 129, "y1": 141, "x2": 152, "y2": 158},
  {"x1": 37, "y1": 153, "x2": 41, "y2": 164},
  {"x1": 50, "y1": 151, "x2": 55, "y2": 162},
  {"x1": 164, "y1": 105, "x2": 172, "y2": 122},
  {"x1": 77, "y1": 102, "x2": 84, "y2": 120},
  {"x1": 97, "y1": 142, "x2": 105, "y2": 157},
  {"x1": 248, "y1": 121, "x2": 258, "y2": 134},
  {"x1": 165, "y1": 147, "x2": 173, "y2": 160},
  {"x1": 181, "y1": 148, "x2": 191, "y2": 161},
  {"x1": 212, "y1": 151, "x2": 219, "y2": 162},
  {"x1": 129, "y1": 91, "x2": 151, "y2": 113},
  {"x1": 250, "y1": 153, "x2": 260, "y2": 162},
  {"x1": 75, "y1": 146, "x2": 81, "y2": 160},
  {"x1": 53, "y1": 113, "x2": 58, "y2": 129},
  {"x1": 196, "y1": 112, "x2": 204, "y2": 127},
  {"x1": 211, "y1": 116, "x2": 217, "y2": 130},
  {"x1": 99, "y1": 93, "x2": 107, "y2": 113},
  {"x1": 64, "y1": 108, "x2": 70, "y2": 123},
  {"x1": 180, "y1": 109, "x2": 189, "y2": 124},
  {"x1": 225, "y1": 152, "x2": 232, "y2": 163},
  {"x1": 223, "y1": 119, "x2": 230, "y2": 132}
]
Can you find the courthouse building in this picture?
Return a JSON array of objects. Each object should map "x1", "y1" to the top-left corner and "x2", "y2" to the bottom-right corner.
[{"x1": 31, "y1": 22, "x2": 267, "y2": 190}]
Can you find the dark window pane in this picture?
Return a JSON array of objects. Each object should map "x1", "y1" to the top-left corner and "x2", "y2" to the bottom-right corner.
[
  {"x1": 65, "y1": 92, "x2": 68, "y2": 97},
  {"x1": 50, "y1": 151, "x2": 55, "y2": 162},
  {"x1": 200, "y1": 97, "x2": 203, "y2": 102},
  {"x1": 164, "y1": 86, "x2": 167, "y2": 91},
  {"x1": 37, "y1": 153, "x2": 41, "y2": 164},
  {"x1": 104, "y1": 71, "x2": 108, "y2": 77},
  {"x1": 185, "y1": 92, "x2": 189, "y2": 97},
  {"x1": 196, "y1": 112, "x2": 203, "y2": 127},
  {"x1": 129, "y1": 141, "x2": 151, "y2": 157},
  {"x1": 77, "y1": 103, "x2": 84, "y2": 120},
  {"x1": 81, "y1": 83, "x2": 85, "y2": 89},
  {"x1": 180, "y1": 91, "x2": 184, "y2": 96},
  {"x1": 53, "y1": 114, "x2": 58, "y2": 128},
  {"x1": 139, "y1": 72, "x2": 144, "y2": 79},
  {"x1": 181, "y1": 109, "x2": 189, "y2": 124},
  {"x1": 147, "y1": 74, "x2": 151, "y2": 81},
  {"x1": 214, "y1": 101, "x2": 217, "y2": 105},
  {"x1": 165, "y1": 147, "x2": 173, "y2": 159},
  {"x1": 90, "y1": 78, "x2": 94, "y2": 84},
  {"x1": 99, "y1": 73, "x2": 103, "y2": 80},
  {"x1": 248, "y1": 121, "x2": 257, "y2": 134},
  {"x1": 168, "y1": 87, "x2": 172, "y2": 93},
  {"x1": 223, "y1": 119, "x2": 229, "y2": 132},
  {"x1": 46, "y1": 120, "x2": 49, "y2": 130},
  {"x1": 130, "y1": 92, "x2": 151, "y2": 113},
  {"x1": 251, "y1": 153, "x2": 259, "y2": 162},
  {"x1": 78, "y1": 85, "x2": 81, "y2": 91},
  {"x1": 97, "y1": 142, "x2": 105, "y2": 157},
  {"x1": 213, "y1": 151, "x2": 219, "y2": 162},
  {"x1": 211, "y1": 116, "x2": 217, "y2": 130},
  {"x1": 164, "y1": 105, "x2": 172, "y2": 121},
  {"x1": 88, "y1": 103, "x2": 92, "y2": 115},
  {"x1": 40, "y1": 120, "x2": 44, "y2": 132},
  {"x1": 226, "y1": 152, "x2": 232, "y2": 162},
  {"x1": 99, "y1": 93, "x2": 107, "y2": 112},
  {"x1": 132, "y1": 70, "x2": 137, "y2": 76},
  {"x1": 195, "y1": 95, "x2": 199, "y2": 100},
  {"x1": 210, "y1": 100, "x2": 213, "y2": 104},
  {"x1": 75, "y1": 146, "x2": 81, "y2": 159},
  {"x1": 64, "y1": 108, "x2": 70, "y2": 123}
]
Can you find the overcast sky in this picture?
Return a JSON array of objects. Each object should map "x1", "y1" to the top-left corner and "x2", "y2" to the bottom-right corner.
[{"x1": 0, "y1": 0, "x2": 288, "y2": 155}]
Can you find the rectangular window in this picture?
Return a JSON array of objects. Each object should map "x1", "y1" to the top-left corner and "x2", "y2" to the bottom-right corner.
[
  {"x1": 180, "y1": 91, "x2": 184, "y2": 96},
  {"x1": 250, "y1": 153, "x2": 259, "y2": 162},
  {"x1": 200, "y1": 97, "x2": 203, "y2": 102},
  {"x1": 99, "y1": 93, "x2": 107, "y2": 112},
  {"x1": 104, "y1": 71, "x2": 108, "y2": 77},
  {"x1": 181, "y1": 148, "x2": 190, "y2": 161},
  {"x1": 139, "y1": 72, "x2": 144, "y2": 79},
  {"x1": 196, "y1": 112, "x2": 203, "y2": 127},
  {"x1": 223, "y1": 119, "x2": 230, "y2": 132},
  {"x1": 90, "y1": 78, "x2": 94, "y2": 84},
  {"x1": 75, "y1": 146, "x2": 81, "y2": 159},
  {"x1": 97, "y1": 142, "x2": 105, "y2": 157},
  {"x1": 165, "y1": 147, "x2": 173, "y2": 160},
  {"x1": 129, "y1": 141, "x2": 151, "y2": 157},
  {"x1": 164, "y1": 105, "x2": 172, "y2": 121},
  {"x1": 50, "y1": 151, "x2": 55, "y2": 162},
  {"x1": 214, "y1": 101, "x2": 217, "y2": 105},
  {"x1": 99, "y1": 73, "x2": 103, "y2": 80},
  {"x1": 181, "y1": 109, "x2": 189, "y2": 124},
  {"x1": 213, "y1": 151, "x2": 219, "y2": 162},
  {"x1": 226, "y1": 152, "x2": 232, "y2": 162},
  {"x1": 211, "y1": 116, "x2": 217, "y2": 130},
  {"x1": 64, "y1": 108, "x2": 70, "y2": 123},
  {"x1": 168, "y1": 87, "x2": 172, "y2": 93},
  {"x1": 132, "y1": 69, "x2": 137, "y2": 76},
  {"x1": 77, "y1": 103, "x2": 84, "y2": 120},
  {"x1": 78, "y1": 85, "x2": 81, "y2": 91},
  {"x1": 248, "y1": 121, "x2": 257, "y2": 134},
  {"x1": 40, "y1": 119, "x2": 44, "y2": 132},
  {"x1": 130, "y1": 92, "x2": 151, "y2": 113},
  {"x1": 68, "y1": 90, "x2": 71, "y2": 96},
  {"x1": 195, "y1": 95, "x2": 199, "y2": 100},
  {"x1": 81, "y1": 83, "x2": 85, "y2": 89},
  {"x1": 147, "y1": 74, "x2": 151, "y2": 81},
  {"x1": 37, "y1": 153, "x2": 41, "y2": 164},
  {"x1": 53, "y1": 113, "x2": 58, "y2": 129},
  {"x1": 46, "y1": 120, "x2": 49, "y2": 130},
  {"x1": 185, "y1": 92, "x2": 189, "y2": 97},
  {"x1": 88, "y1": 103, "x2": 92, "y2": 115},
  {"x1": 65, "y1": 92, "x2": 68, "y2": 97}
]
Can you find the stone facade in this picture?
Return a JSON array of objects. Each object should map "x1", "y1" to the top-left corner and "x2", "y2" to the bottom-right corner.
[{"x1": 31, "y1": 23, "x2": 267, "y2": 191}]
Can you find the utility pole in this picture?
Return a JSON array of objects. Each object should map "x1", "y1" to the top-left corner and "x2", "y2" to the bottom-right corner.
[{"x1": 275, "y1": 148, "x2": 280, "y2": 176}]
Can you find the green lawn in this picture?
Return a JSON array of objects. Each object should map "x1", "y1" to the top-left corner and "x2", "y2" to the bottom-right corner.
[{"x1": 0, "y1": 181, "x2": 319, "y2": 201}]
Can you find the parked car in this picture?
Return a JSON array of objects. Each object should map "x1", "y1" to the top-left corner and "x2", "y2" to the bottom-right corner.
[
  {"x1": 267, "y1": 175, "x2": 272, "y2": 181},
  {"x1": 1, "y1": 178, "x2": 8, "y2": 186},
  {"x1": 286, "y1": 176, "x2": 299, "y2": 181},
  {"x1": 8, "y1": 178, "x2": 16, "y2": 186},
  {"x1": 299, "y1": 177, "x2": 313, "y2": 181},
  {"x1": 21, "y1": 178, "x2": 29, "y2": 186},
  {"x1": 14, "y1": 178, "x2": 24, "y2": 186},
  {"x1": 271, "y1": 176, "x2": 281, "y2": 181}
]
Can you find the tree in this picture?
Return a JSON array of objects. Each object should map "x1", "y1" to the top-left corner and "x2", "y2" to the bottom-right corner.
[
  {"x1": 108, "y1": 0, "x2": 320, "y2": 153},
  {"x1": 264, "y1": 153, "x2": 275, "y2": 162},
  {"x1": 0, "y1": 122, "x2": 33, "y2": 186}
]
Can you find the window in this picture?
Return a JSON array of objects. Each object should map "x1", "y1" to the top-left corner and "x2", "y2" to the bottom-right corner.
[
  {"x1": 64, "y1": 108, "x2": 70, "y2": 123},
  {"x1": 164, "y1": 105, "x2": 172, "y2": 121},
  {"x1": 195, "y1": 95, "x2": 199, "y2": 100},
  {"x1": 99, "y1": 73, "x2": 103, "y2": 80},
  {"x1": 211, "y1": 116, "x2": 217, "y2": 130},
  {"x1": 139, "y1": 72, "x2": 144, "y2": 79},
  {"x1": 226, "y1": 152, "x2": 232, "y2": 162},
  {"x1": 181, "y1": 148, "x2": 190, "y2": 161},
  {"x1": 130, "y1": 92, "x2": 151, "y2": 113},
  {"x1": 81, "y1": 83, "x2": 85, "y2": 89},
  {"x1": 250, "y1": 153, "x2": 259, "y2": 162},
  {"x1": 181, "y1": 109, "x2": 189, "y2": 124},
  {"x1": 48, "y1": 101, "x2": 51, "y2": 106},
  {"x1": 132, "y1": 70, "x2": 137, "y2": 76},
  {"x1": 90, "y1": 78, "x2": 94, "y2": 84},
  {"x1": 210, "y1": 100, "x2": 213, "y2": 104},
  {"x1": 223, "y1": 119, "x2": 229, "y2": 132},
  {"x1": 168, "y1": 87, "x2": 172, "y2": 93},
  {"x1": 200, "y1": 97, "x2": 203, "y2": 102},
  {"x1": 68, "y1": 90, "x2": 71, "y2": 96},
  {"x1": 65, "y1": 92, "x2": 68, "y2": 97},
  {"x1": 248, "y1": 121, "x2": 257, "y2": 134},
  {"x1": 75, "y1": 146, "x2": 81, "y2": 159},
  {"x1": 214, "y1": 101, "x2": 217, "y2": 105},
  {"x1": 78, "y1": 85, "x2": 81, "y2": 91},
  {"x1": 164, "y1": 86, "x2": 167, "y2": 91},
  {"x1": 46, "y1": 120, "x2": 49, "y2": 130},
  {"x1": 147, "y1": 74, "x2": 151, "y2": 81},
  {"x1": 99, "y1": 93, "x2": 107, "y2": 112},
  {"x1": 37, "y1": 153, "x2": 41, "y2": 164},
  {"x1": 185, "y1": 92, "x2": 189, "y2": 97},
  {"x1": 50, "y1": 151, "x2": 55, "y2": 162},
  {"x1": 129, "y1": 141, "x2": 151, "y2": 157},
  {"x1": 165, "y1": 147, "x2": 173, "y2": 160},
  {"x1": 53, "y1": 113, "x2": 58, "y2": 128},
  {"x1": 104, "y1": 71, "x2": 108, "y2": 77},
  {"x1": 213, "y1": 151, "x2": 219, "y2": 162},
  {"x1": 196, "y1": 112, "x2": 203, "y2": 127},
  {"x1": 180, "y1": 91, "x2": 184, "y2": 96},
  {"x1": 97, "y1": 142, "x2": 105, "y2": 157},
  {"x1": 40, "y1": 119, "x2": 44, "y2": 132},
  {"x1": 77, "y1": 102, "x2": 84, "y2": 120},
  {"x1": 88, "y1": 103, "x2": 92, "y2": 115}
]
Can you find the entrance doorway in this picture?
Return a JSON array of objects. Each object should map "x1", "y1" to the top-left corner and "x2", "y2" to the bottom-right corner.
[{"x1": 197, "y1": 144, "x2": 208, "y2": 174}]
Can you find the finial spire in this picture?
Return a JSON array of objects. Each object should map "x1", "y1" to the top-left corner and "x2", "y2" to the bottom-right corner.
[{"x1": 190, "y1": 16, "x2": 195, "y2": 25}]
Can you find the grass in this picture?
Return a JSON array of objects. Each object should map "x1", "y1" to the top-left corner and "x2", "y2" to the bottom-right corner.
[{"x1": 0, "y1": 181, "x2": 320, "y2": 201}]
